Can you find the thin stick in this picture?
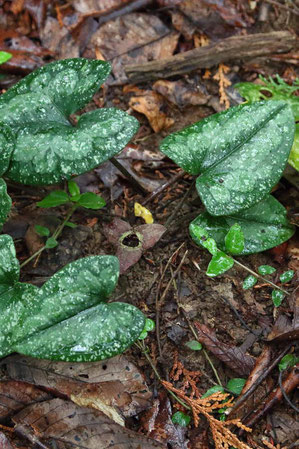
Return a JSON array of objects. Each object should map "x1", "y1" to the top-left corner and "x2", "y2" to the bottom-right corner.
[
  {"x1": 165, "y1": 180, "x2": 195, "y2": 227},
  {"x1": 110, "y1": 157, "x2": 146, "y2": 194},
  {"x1": 142, "y1": 170, "x2": 185, "y2": 206},
  {"x1": 264, "y1": 0, "x2": 299, "y2": 16}
]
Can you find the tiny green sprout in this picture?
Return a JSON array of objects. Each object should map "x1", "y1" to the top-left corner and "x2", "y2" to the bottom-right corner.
[
  {"x1": 37, "y1": 190, "x2": 69, "y2": 208},
  {"x1": 226, "y1": 378, "x2": 246, "y2": 395},
  {"x1": 45, "y1": 237, "x2": 58, "y2": 249},
  {"x1": 171, "y1": 411, "x2": 191, "y2": 427},
  {"x1": 68, "y1": 180, "x2": 80, "y2": 198},
  {"x1": 65, "y1": 221, "x2": 77, "y2": 228},
  {"x1": 0, "y1": 51, "x2": 12, "y2": 65},
  {"x1": 206, "y1": 251, "x2": 234, "y2": 277},
  {"x1": 225, "y1": 224, "x2": 245, "y2": 254},
  {"x1": 138, "y1": 318, "x2": 155, "y2": 340},
  {"x1": 35, "y1": 225, "x2": 50, "y2": 237},
  {"x1": 185, "y1": 340, "x2": 202, "y2": 351},
  {"x1": 280, "y1": 270, "x2": 294, "y2": 284},
  {"x1": 201, "y1": 385, "x2": 224, "y2": 398},
  {"x1": 242, "y1": 275, "x2": 257, "y2": 290},
  {"x1": 272, "y1": 290, "x2": 285, "y2": 307},
  {"x1": 258, "y1": 265, "x2": 276, "y2": 275},
  {"x1": 279, "y1": 354, "x2": 299, "y2": 372}
]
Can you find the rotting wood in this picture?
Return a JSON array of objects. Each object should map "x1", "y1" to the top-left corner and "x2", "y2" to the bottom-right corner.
[{"x1": 125, "y1": 31, "x2": 297, "y2": 82}]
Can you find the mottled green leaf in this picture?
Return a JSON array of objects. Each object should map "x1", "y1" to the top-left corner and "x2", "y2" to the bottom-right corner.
[
  {"x1": 280, "y1": 270, "x2": 294, "y2": 283},
  {"x1": 14, "y1": 302, "x2": 145, "y2": 362},
  {"x1": 0, "y1": 123, "x2": 15, "y2": 175},
  {"x1": 35, "y1": 225, "x2": 50, "y2": 237},
  {"x1": 37, "y1": 190, "x2": 69, "y2": 208},
  {"x1": 0, "y1": 59, "x2": 139, "y2": 185},
  {"x1": 225, "y1": 223, "x2": 244, "y2": 254},
  {"x1": 242, "y1": 275, "x2": 257, "y2": 290},
  {"x1": 160, "y1": 101, "x2": 294, "y2": 215},
  {"x1": 272, "y1": 290, "x2": 284, "y2": 307},
  {"x1": 0, "y1": 51, "x2": 12, "y2": 65},
  {"x1": 201, "y1": 385, "x2": 224, "y2": 398},
  {"x1": 189, "y1": 195, "x2": 295, "y2": 255},
  {"x1": 0, "y1": 179, "x2": 11, "y2": 230},
  {"x1": 76, "y1": 192, "x2": 106, "y2": 209},
  {"x1": 171, "y1": 411, "x2": 191, "y2": 427},
  {"x1": 258, "y1": 265, "x2": 276, "y2": 275},
  {"x1": 0, "y1": 235, "x2": 20, "y2": 285},
  {"x1": 144, "y1": 318, "x2": 155, "y2": 332},
  {"x1": 289, "y1": 123, "x2": 299, "y2": 171},
  {"x1": 0, "y1": 239, "x2": 144, "y2": 361},
  {"x1": 206, "y1": 251, "x2": 234, "y2": 277},
  {"x1": 226, "y1": 378, "x2": 246, "y2": 395},
  {"x1": 68, "y1": 180, "x2": 80, "y2": 197},
  {"x1": 185, "y1": 340, "x2": 202, "y2": 351}
]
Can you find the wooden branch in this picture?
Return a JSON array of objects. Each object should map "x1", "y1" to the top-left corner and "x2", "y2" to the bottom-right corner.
[{"x1": 125, "y1": 31, "x2": 297, "y2": 83}]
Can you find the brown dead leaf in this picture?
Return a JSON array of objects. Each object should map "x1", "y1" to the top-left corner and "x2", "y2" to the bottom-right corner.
[
  {"x1": 40, "y1": 17, "x2": 80, "y2": 59},
  {"x1": 89, "y1": 13, "x2": 179, "y2": 83},
  {"x1": 13, "y1": 398, "x2": 166, "y2": 449},
  {"x1": 0, "y1": 432, "x2": 14, "y2": 449},
  {"x1": 4, "y1": 355, "x2": 152, "y2": 419},
  {"x1": 73, "y1": 0, "x2": 130, "y2": 14},
  {"x1": 153, "y1": 80, "x2": 210, "y2": 108},
  {"x1": 0, "y1": 380, "x2": 51, "y2": 421},
  {"x1": 140, "y1": 392, "x2": 188, "y2": 449},
  {"x1": 129, "y1": 90, "x2": 174, "y2": 132},
  {"x1": 194, "y1": 323, "x2": 255, "y2": 375}
]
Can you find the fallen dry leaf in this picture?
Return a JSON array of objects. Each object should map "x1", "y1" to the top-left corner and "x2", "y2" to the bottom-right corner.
[
  {"x1": 140, "y1": 392, "x2": 189, "y2": 449},
  {"x1": 4, "y1": 355, "x2": 152, "y2": 419},
  {"x1": 153, "y1": 79, "x2": 210, "y2": 108},
  {"x1": 73, "y1": 0, "x2": 130, "y2": 14},
  {"x1": 13, "y1": 398, "x2": 166, "y2": 449},
  {"x1": 0, "y1": 380, "x2": 51, "y2": 421},
  {"x1": 89, "y1": 13, "x2": 179, "y2": 83},
  {"x1": 0, "y1": 432, "x2": 14, "y2": 449},
  {"x1": 194, "y1": 323, "x2": 255, "y2": 375},
  {"x1": 129, "y1": 90, "x2": 174, "y2": 132}
]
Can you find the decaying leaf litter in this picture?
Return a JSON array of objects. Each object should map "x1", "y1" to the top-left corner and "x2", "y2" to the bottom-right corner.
[{"x1": 0, "y1": 0, "x2": 298, "y2": 448}]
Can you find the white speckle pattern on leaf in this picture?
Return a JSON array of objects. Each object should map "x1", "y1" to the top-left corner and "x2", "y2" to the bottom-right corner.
[
  {"x1": 160, "y1": 101, "x2": 295, "y2": 216},
  {"x1": 0, "y1": 236, "x2": 145, "y2": 361},
  {"x1": 0, "y1": 180, "x2": 12, "y2": 231},
  {"x1": 0, "y1": 59, "x2": 139, "y2": 185}
]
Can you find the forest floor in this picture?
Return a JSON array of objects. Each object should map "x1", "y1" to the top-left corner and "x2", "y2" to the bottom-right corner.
[{"x1": 0, "y1": 1, "x2": 298, "y2": 448}]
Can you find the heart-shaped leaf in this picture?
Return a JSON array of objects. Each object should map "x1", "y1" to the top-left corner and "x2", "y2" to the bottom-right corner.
[
  {"x1": 0, "y1": 59, "x2": 139, "y2": 185},
  {"x1": 190, "y1": 195, "x2": 295, "y2": 255},
  {"x1": 0, "y1": 235, "x2": 145, "y2": 361},
  {"x1": 160, "y1": 101, "x2": 294, "y2": 215},
  {"x1": 0, "y1": 179, "x2": 12, "y2": 231}
]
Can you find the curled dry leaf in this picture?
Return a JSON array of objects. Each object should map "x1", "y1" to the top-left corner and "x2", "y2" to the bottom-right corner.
[
  {"x1": 73, "y1": 0, "x2": 130, "y2": 14},
  {"x1": 13, "y1": 398, "x2": 166, "y2": 449},
  {"x1": 140, "y1": 392, "x2": 189, "y2": 449},
  {"x1": 0, "y1": 380, "x2": 51, "y2": 421},
  {"x1": 3, "y1": 355, "x2": 152, "y2": 421},
  {"x1": 129, "y1": 89, "x2": 174, "y2": 133},
  {"x1": 103, "y1": 218, "x2": 166, "y2": 273},
  {"x1": 90, "y1": 13, "x2": 179, "y2": 83},
  {"x1": 153, "y1": 80, "x2": 210, "y2": 108},
  {"x1": 194, "y1": 323, "x2": 255, "y2": 376}
]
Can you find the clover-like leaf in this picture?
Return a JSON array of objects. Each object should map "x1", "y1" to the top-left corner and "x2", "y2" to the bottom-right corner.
[
  {"x1": 0, "y1": 235, "x2": 145, "y2": 361},
  {"x1": 0, "y1": 179, "x2": 12, "y2": 231},
  {"x1": 190, "y1": 195, "x2": 295, "y2": 255},
  {"x1": 0, "y1": 59, "x2": 139, "y2": 185},
  {"x1": 160, "y1": 101, "x2": 294, "y2": 215},
  {"x1": 206, "y1": 251, "x2": 234, "y2": 277}
]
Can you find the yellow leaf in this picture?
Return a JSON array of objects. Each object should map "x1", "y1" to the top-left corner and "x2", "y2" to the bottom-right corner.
[{"x1": 134, "y1": 202, "x2": 154, "y2": 224}]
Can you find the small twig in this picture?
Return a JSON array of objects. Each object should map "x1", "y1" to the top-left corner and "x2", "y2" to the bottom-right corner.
[
  {"x1": 219, "y1": 295, "x2": 260, "y2": 337},
  {"x1": 165, "y1": 180, "x2": 195, "y2": 227},
  {"x1": 278, "y1": 368, "x2": 299, "y2": 413},
  {"x1": 142, "y1": 170, "x2": 185, "y2": 206},
  {"x1": 229, "y1": 344, "x2": 293, "y2": 416},
  {"x1": 110, "y1": 157, "x2": 146, "y2": 194},
  {"x1": 264, "y1": 0, "x2": 299, "y2": 16}
]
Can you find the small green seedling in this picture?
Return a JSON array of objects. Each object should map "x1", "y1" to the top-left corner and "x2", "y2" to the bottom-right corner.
[
  {"x1": 171, "y1": 411, "x2": 191, "y2": 427},
  {"x1": 258, "y1": 265, "x2": 276, "y2": 275},
  {"x1": 242, "y1": 275, "x2": 257, "y2": 290},
  {"x1": 0, "y1": 51, "x2": 12, "y2": 65},
  {"x1": 0, "y1": 234, "x2": 145, "y2": 362},
  {"x1": 280, "y1": 270, "x2": 294, "y2": 283},
  {"x1": 279, "y1": 354, "x2": 299, "y2": 372},
  {"x1": 138, "y1": 318, "x2": 155, "y2": 340},
  {"x1": 185, "y1": 340, "x2": 202, "y2": 351},
  {"x1": 235, "y1": 75, "x2": 299, "y2": 171}
]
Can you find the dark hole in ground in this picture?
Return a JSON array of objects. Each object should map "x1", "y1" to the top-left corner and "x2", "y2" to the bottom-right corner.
[{"x1": 122, "y1": 233, "x2": 140, "y2": 247}]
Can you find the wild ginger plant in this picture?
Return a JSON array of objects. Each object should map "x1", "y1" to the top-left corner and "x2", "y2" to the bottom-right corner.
[
  {"x1": 0, "y1": 58, "x2": 139, "y2": 229},
  {"x1": 159, "y1": 101, "x2": 295, "y2": 281}
]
